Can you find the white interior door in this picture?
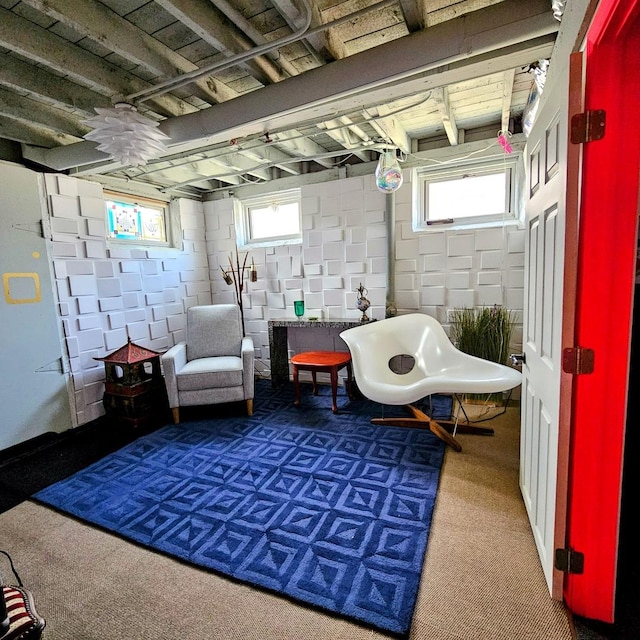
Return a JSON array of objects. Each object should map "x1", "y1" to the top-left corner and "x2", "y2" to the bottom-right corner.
[
  {"x1": 520, "y1": 64, "x2": 570, "y2": 594},
  {"x1": 0, "y1": 162, "x2": 72, "y2": 451}
]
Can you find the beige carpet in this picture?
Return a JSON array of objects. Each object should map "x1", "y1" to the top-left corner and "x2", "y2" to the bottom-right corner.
[{"x1": 0, "y1": 406, "x2": 575, "y2": 640}]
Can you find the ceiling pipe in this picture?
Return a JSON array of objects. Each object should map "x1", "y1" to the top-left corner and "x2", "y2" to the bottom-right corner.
[
  {"x1": 129, "y1": 116, "x2": 397, "y2": 179},
  {"x1": 22, "y1": 0, "x2": 558, "y2": 172},
  {"x1": 208, "y1": 0, "x2": 299, "y2": 79},
  {"x1": 385, "y1": 192, "x2": 397, "y2": 318},
  {"x1": 126, "y1": 92, "x2": 433, "y2": 181},
  {"x1": 160, "y1": 143, "x2": 396, "y2": 192},
  {"x1": 126, "y1": 0, "x2": 399, "y2": 105},
  {"x1": 126, "y1": 0, "x2": 314, "y2": 104},
  {"x1": 153, "y1": 5, "x2": 559, "y2": 151}
]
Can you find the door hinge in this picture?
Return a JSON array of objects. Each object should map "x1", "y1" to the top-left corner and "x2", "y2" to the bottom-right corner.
[
  {"x1": 562, "y1": 347, "x2": 595, "y2": 375},
  {"x1": 555, "y1": 548, "x2": 585, "y2": 574},
  {"x1": 570, "y1": 110, "x2": 606, "y2": 144}
]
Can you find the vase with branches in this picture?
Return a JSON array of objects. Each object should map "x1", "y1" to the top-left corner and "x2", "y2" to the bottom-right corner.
[{"x1": 220, "y1": 248, "x2": 257, "y2": 337}]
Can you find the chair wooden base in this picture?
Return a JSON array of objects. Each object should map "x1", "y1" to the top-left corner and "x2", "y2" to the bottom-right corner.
[{"x1": 371, "y1": 405, "x2": 463, "y2": 452}]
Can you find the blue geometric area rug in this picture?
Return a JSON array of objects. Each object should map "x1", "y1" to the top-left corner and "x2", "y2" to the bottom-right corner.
[{"x1": 34, "y1": 381, "x2": 447, "y2": 635}]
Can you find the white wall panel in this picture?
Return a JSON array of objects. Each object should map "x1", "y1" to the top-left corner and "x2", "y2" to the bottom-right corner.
[
  {"x1": 37, "y1": 167, "x2": 526, "y2": 425},
  {"x1": 44, "y1": 175, "x2": 209, "y2": 425}
]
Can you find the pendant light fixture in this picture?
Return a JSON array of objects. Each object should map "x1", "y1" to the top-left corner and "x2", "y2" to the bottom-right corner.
[
  {"x1": 82, "y1": 103, "x2": 170, "y2": 166},
  {"x1": 375, "y1": 150, "x2": 404, "y2": 193}
]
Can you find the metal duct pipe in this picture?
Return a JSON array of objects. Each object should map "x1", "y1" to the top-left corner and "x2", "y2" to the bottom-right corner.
[
  {"x1": 127, "y1": 0, "x2": 400, "y2": 104},
  {"x1": 385, "y1": 192, "x2": 397, "y2": 317}
]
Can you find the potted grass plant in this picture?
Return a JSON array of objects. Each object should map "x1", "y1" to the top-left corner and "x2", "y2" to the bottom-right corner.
[{"x1": 450, "y1": 305, "x2": 516, "y2": 402}]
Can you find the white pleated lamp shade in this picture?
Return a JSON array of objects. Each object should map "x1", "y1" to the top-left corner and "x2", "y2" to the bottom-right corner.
[{"x1": 82, "y1": 103, "x2": 170, "y2": 166}]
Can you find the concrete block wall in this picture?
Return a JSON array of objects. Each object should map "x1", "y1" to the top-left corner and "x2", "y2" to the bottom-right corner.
[
  {"x1": 206, "y1": 170, "x2": 525, "y2": 382},
  {"x1": 45, "y1": 174, "x2": 210, "y2": 425}
]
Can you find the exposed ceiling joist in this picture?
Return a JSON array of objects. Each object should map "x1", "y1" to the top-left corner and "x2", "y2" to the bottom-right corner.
[
  {"x1": 20, "y1": 0, "x2": 238, "y2": 105},
  {"x1": 0, "y1": 0, "x2": 559, "y2": 195},
  {"x1": 362, "y1": 104, "x2": 413, "y2": 154},
  {"x1": 432, "y1": 87, "x2": 459, "y2": 146},
  {"x1": 0, "y1": 56, "x2": 111, "y2": 117},
  {"x1": 271, "y1": 130, "x2": 335, "y2": 169},
  {"x1": 317, "y1": 117, "x2": 372, "y2": 162},
  {"x1": 0, "y1": 87, "x2": 88, "y2": 137},
  {"x1": 0, "y1": 6, "x2": 196, "y2": 118},
  {"x1": 270, "y1": 0, "x2": 327, "y2": 66},
  {"x1": 398, "y1": 0, "x2": 424, "y2": 31},
  {"x1": 209, "y1": 0, "x2": 299, "y2": 78},
  {"x1": 22, "y1": 0, "x2": 558, "y2": 175},
  {"x1": 155, "y1": 0, "x2": 286, "y2": 86},
  {"x1": 0, "y1": 116, "x2": 78, "y2": 147},
  {"x1": 501, "y1": 68, "x2": 516, "y2": 132}
]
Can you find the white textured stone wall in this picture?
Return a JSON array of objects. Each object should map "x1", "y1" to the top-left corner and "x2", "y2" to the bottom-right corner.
[
  {"x1": 44, "y1": 166, "x2": 524, "y2": 425},
  {"x1": 45, "y1": 174, "x2": 210, "y2": 425},
  {"x1": 206, "y1": 175, "x2": 389, "y2": 379},
  {"x1": 206, "y1": 171, "x2": 525, "y2": 382}
]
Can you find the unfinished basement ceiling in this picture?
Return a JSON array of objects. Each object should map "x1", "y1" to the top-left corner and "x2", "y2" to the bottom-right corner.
[{"x1": 0, "y1": 0, "x2": 560, "y2": 198}]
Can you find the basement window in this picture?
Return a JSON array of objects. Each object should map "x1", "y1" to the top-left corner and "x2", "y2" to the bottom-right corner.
[
  {"x1": 105, "y1": 191, "x2": 169, "y2": 245},
  {"x1": 413, "y1": 156, "x2": 520, "y2": 231},
  {"x1": 235, "y1": 189, "x2": 302, "y2": 248}
]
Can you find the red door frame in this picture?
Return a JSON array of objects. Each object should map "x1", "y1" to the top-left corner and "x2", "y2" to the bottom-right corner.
[{"x1": 565, "y1": 0, "x2": 640, "y2": 622}]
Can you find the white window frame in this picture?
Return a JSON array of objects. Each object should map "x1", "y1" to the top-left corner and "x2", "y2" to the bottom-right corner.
[
  {"x1": 104, "y1": 191, "x2": 173, "y2": 247},
  {"x1": 234, "y1": 188, "x2": 302, "y2": 248},
  {"x1": 412, "y1": 154, "x2": 522, "y2": 231}
]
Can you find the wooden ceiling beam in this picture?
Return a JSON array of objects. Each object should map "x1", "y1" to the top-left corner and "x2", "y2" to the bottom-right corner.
[
  {"x1": 0, "y1": 116, "x2": 78, "y2": 147},
  {"x1": 0, "y1": 88, "x2": 88, "y2": 138},
  {"x1": 156, "y1": 0, "x2": 286, "y2": 86},
  {"x1": 432, "y1": 87, "x2": 459, "y2": 145},
  {"x1": 398, "y1": 0, "x2": 425, "y2": 31},
  {"x1": 208, "y1": 0, "x2": 298, "y2": 79},
  {"x1": 238, "y1": 146, "x2": 301, "y2": 176},
  {"x1": 0, "y1": 7, "x2": 197, "y2": 118},
  {"x1": 24, "y1": 0, "x2": 558, "y2": 172},
  {"x1": 317, "y1": 118, "x2": 371, "y2": 162},
  {"x1": 131, "y1": 162, "x2": 244, "y2": 189},
  {"x1": 271, "y1": 131, "x2": 334, "y2": 169},
  {"x1": 363, "y1": 105, "x2": 413, "y2": 154},
  {"x1": 270, "y1": 0, "x2": 328, "y2": 65},
  {"x1": 0, "y1": 56, "x2": 111, "y2": 116},
  {"x1": 501, "y1": 68, "x2": 516, "y2": 132},
  {"x1": 20, "y1": 0, "x2": 238, "y2": 105}
]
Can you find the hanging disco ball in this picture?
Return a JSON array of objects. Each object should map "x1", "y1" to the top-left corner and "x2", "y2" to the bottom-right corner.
[{"x1": 375, "y1": 151, "x2": 404, "y2": 193}]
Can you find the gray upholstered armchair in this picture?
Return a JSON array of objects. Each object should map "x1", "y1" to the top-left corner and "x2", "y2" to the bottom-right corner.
[{"x1": 161, "y1": 304, "x2": 255, "y2": 423}]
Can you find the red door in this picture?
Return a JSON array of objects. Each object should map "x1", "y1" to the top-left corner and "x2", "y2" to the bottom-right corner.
[{"x1": 565, "y1": 0, "x2": 640, "y2": 622}]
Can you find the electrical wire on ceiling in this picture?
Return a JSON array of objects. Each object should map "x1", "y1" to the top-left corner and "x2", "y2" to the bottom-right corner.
[
  {"x1": 118, "y1": 91, "x2": 436, "y2": 185},
  {"x1": 82, "y1": 0, "x2": 410, "y2": 168}
]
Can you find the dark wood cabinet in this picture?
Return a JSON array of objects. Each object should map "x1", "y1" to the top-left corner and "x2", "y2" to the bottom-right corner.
[{"x1": 95, "y1": 339, "x2": 169, "y2": 427}]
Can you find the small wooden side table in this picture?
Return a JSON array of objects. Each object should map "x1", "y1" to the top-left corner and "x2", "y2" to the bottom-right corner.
[{"x1": 290, "y1": 351, "x2": 354, "y2": 413}]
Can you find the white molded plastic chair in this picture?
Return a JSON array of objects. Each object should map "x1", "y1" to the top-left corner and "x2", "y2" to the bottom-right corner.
[
  {"x1": 162, "y1": 304, "x2": 255, "y2": 423},
  {"x1": 340, "y1": 313, "x2": 522, "y2": 452}
]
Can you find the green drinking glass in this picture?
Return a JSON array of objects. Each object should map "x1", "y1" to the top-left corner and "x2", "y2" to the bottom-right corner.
[{"x1": 294, "y1": 300, "x2": 305, "y2": 318}]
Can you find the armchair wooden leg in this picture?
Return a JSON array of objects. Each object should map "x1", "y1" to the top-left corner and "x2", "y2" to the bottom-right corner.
[
  {"x1": 246, "y1": 398, "x2": 254, "y2": 416},
  {"x1": 371, "y1": 404, "x2": 462, "y2": 452},
  {"x1": 171, "y1": 407, "x2": 180, "y2": 424}
]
